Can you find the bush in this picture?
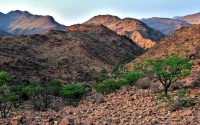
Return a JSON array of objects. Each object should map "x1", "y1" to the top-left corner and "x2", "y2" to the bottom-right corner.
[
  {"x1": 23, "y1": 80, "x2": 52, "y2": 111},
  {"x1": 92, "y1": 79, "x2": 127, "y2": 95},
  {"x1": 60, "y1": 84, "x2": 86, "y2": 106},
  {"x1": 0, "y1": 71, "x2": 22, "y2": 118},
  {"x1": 122, "y1": 72, "x2": 144, "y2": 85},
  {"x1": 136, "y1": 78, "x2": 151, "y2": 89}
]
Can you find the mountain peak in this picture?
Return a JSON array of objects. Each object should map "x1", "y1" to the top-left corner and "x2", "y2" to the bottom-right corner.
[
  {"x1": 0, "y1": 10, "x2": 67, "y2": 35},
  {"x1": 84, "y1": 15, "x2": 165, "y2": 49}
]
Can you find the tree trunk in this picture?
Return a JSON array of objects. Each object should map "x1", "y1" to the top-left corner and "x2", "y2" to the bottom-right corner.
[{"x1": 164, "y1": 87, "x2": 168, "y2": 94}]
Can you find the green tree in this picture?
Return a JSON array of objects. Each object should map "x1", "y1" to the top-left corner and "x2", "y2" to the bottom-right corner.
[{"x1": 147, "y1": 56, "x2": 193, "y2": 94}]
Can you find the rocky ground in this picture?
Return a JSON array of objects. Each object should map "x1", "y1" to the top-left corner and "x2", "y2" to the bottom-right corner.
[{"x1": 0, "y1": 85, "x2": 199, "y2": 125}]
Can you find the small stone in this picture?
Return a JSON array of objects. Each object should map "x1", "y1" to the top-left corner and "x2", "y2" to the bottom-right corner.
[
  {"x1": 41, "y1": 112, "x2": 50, "y2": 119},
  {"x1": 59, "y1": 116, "x2": 75, "y2": 125},
  {"x1": 131, "y1": 94, "x2": 137, "y2": 100},
  {"x1": 180, "y1": 112, "x2": 186, "y2": 117},
  {"x1": 90, "y1": 116, "x2": 99, "y2": 121}
]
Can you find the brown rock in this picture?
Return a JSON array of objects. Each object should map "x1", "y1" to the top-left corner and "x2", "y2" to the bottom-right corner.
[
  {"x1": 10, "y1": 115, "x2": 23, "y2": 125},
  {"x1": 131, "y1": 94, "x2": 137, "y2": 100},
  {"x1": 41, "y1": 112, "x2": 50, "y2": 119},
  {"x1": 59, "y1": 116, "x2": 75, "y2": 125},
  {"x1": 90, "y1": 116, "x2": 99, "y2": 121}
]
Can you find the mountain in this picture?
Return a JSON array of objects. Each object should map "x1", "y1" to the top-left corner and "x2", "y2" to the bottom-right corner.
[
  {"x1": 127, "y1": 24, "x2": 200, "y2": 85},
  {"x1": 84, "y1": 15, "x2": 165, "y2": 49},
  {"x1": 172, "y1": 16, "x2": 182, "y2": 19},
  {"x1": 0, "y1": 29, "x2": 12, "y2": 36},
  {"x1": 141, "y1": 17, "x2": 192, "y2": 35},
  {"x1": 0, "y1": 10, "x2": 67, "y2": 35},
  {"x1": 0, "y1": 24, "x2": 143, "y2": 83},
  {"x1": 179, "y1": 12, "x2": 200, "y2": 24}
]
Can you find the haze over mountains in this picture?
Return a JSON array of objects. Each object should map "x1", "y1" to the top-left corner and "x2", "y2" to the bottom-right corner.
[{"x1": 0, "y1": 10, "x2": 67, "y2": 35}]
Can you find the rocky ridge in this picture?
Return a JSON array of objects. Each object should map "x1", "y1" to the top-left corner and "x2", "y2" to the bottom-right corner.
[
  {"x1": 0, "y1": 24, "x2": 143, "y2": 83},
  {"x1": 180, "y1": 12, "x2": 200, "y2": 24},
  {"x1": 84, "y1": 15, "x2": 165, "y2": 49},
  {"x1": 0, "y1": 10, "x2": 67, "y2": 35}
]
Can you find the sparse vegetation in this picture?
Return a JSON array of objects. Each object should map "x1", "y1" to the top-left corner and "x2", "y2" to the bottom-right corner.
[
  {"x1": 155, "y1": 89, "x2": 196, "y2": 111},
  {"x1": 93, "y1": 71, "x2": 143, "y2": 94}
]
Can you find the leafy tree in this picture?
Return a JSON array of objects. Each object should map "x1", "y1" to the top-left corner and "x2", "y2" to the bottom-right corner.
[{"x1": 147, "y1": 56, "x2": 193, "y2": 94}]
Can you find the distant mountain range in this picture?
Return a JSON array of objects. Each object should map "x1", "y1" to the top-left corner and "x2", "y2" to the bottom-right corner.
[
  {"x1": 84, "y1": 15, "x2": 165, "y2": 49},
  {"x1": 0, "y1": 10, "x2": 200, "y2": 38},
  {"x1": 0, "y1": 29, "x2": 12, "y2": 36},
  {"x1": 141, "y1": 18, "x2": 192, "y2": 35},
  {"x1": 0, "y1": 10, "x2": 67, "y2": 35},
  {"x1": 179, "y1": 12, "x2": 200, "y2": 24},
  {"x1": 140, "y1": 12, "x2": 200, "y2": 35}
]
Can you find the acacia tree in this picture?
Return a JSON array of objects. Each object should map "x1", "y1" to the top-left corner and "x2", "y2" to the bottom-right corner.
[{"x1": 147, "y1": 56, "x2": 193, "y2": 94}]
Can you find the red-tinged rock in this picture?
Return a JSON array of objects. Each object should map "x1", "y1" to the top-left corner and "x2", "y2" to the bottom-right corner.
[
  {"x1": 131, "y1": 94, "x2": 137, "y2": 100},
  {"x1": 180, "y1": 112, "x2": 186, "y2": 117},
  {"x1": 59, "y1": 116, "x2": 75, "y2": 125}
]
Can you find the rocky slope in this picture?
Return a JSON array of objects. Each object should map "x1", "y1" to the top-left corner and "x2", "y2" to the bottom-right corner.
[
  {"x1": 0, "y1": 24, "x2": 143, "y2": 83},
  {"x1": 127, "y1": 24, "x2": 200, "y2": 86},
  {"x1": 0, "y1": 29, "x2": 12, "y2": 36},
  {"x1": 180, "y1": 12, "x2": 200, "y2": 24},
  {"x1": 0, "y1": 10, "x2": 67, "y2": 35},
  {"x1": 1, "y1": 86, "x2": 200, "y2": 124},
  {"x1": 84, "y1": 15, "x2": 165, "y2": 49},
  {"x1": 141, "y1": 17, "x2": 192, "y2": 35}
]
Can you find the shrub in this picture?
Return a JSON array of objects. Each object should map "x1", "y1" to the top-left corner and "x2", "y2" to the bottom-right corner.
[
  {"x1": 23, "y1": 80, "x2": 52, "y2": 111},
  {"x1": 47, "y1": 79, "x2": 62, "y2": 97},
  {"x1": 100, "y1": 68, "x2": 107, "y2": 74},
  {"x1": 136, "y1": 78, "x2": 151, "y2": 89},
  {"x1": 60, "y1": 84, "x2": 86, "y2": 106},
  {"x1": 0, "y1": 71, "x2": 21, "y2": 118},
  {"x1": 122, "y1": 72, "x2": 144, "y2": 85},
  {"x1": 92, "y1": 79, "x2": 127, "y2": 95}
]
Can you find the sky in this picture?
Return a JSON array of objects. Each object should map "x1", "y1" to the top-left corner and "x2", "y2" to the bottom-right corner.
[{"x1": 0, "y1": 0, "x2": 200, "y2": 26}]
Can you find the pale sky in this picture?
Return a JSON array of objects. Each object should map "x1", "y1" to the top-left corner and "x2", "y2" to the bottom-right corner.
[{"x1": 0, "y1": 0, "x2": 200, "y2": 26}]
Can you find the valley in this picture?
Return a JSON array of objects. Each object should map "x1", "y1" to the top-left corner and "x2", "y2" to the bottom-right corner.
[{"x1": 0, "y1": 10, "x2": 200, "y2": 125}]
